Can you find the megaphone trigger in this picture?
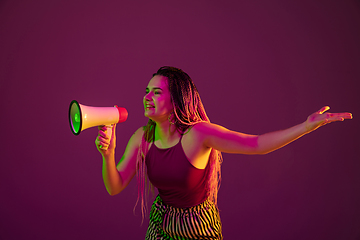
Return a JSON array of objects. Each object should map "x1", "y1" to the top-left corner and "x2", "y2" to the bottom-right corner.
[{"x1": 105, "y1": 124, "x2": 113, "y2": 138}]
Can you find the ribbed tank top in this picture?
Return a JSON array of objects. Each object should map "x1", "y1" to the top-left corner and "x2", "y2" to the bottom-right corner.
[{"x1": 146, "y1": 135, "x2": 210, "y2": 208}]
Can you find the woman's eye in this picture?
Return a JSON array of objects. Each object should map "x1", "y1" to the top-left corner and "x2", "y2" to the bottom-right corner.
[{"x1": 154, "y1": 91, "x2": 161, "y2": 95}]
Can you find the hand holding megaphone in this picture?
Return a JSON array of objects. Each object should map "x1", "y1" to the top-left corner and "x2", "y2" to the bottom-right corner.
[{"x1": 96, "y1": 124, "x2": 116, "y2": 152}]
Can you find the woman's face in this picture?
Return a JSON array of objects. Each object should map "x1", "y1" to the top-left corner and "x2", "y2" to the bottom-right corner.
[{"x1": 143, "y1": 75, "x2": 173, "y2": 122}]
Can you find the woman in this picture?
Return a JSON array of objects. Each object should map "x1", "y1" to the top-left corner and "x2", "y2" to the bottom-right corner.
[{"x1": 95, "y1": 66, "x2": 352, "y2": 239}]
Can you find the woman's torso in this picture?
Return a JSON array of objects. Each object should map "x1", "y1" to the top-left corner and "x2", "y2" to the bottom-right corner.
[
  {"x1": 150, "y1": 125, "x2": 212, "y2": 169},
  {"x1": 146, "y1": 134, "x2": 211, "y2": 208}
]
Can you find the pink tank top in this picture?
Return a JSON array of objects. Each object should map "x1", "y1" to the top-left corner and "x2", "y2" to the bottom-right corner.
[{"x1": 146, "y1": 135, "x2": 210, "y2": 208}]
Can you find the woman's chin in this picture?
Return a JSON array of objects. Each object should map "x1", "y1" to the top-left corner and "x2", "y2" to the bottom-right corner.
[{"x1": 144, "y1": 112, "x2": 156, "y2": 120}]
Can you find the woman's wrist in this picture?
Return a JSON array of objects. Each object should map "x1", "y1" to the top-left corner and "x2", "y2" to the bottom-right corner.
[
  {"x1": 102, "y1": 150, "x2": 115, "y2": 161},
  {"x1": 302, "y1": 120, "x2": 313, "y2": 134}
]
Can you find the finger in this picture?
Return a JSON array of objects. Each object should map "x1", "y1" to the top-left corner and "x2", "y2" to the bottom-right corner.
[
  {"x1": 332, "y1": 116, "x2": 351, "y2": 121},
  {"x1": 98, "y1": 141, "x2": 109, "y2": 149},
  {"x1": 341, "y1": 112, "x2": 353, "y2": 119},
  {"x1": 98, "y1": 130, "x2": 107, "y2": 138},
  {"x1": 326, "y1": 112, "x2": 352, "y2": 122},
  {"x1": 95, "y1": 139, "x2": 104, "y2": 149},
  {"x1": 318, "y1": 106, "x2": 330, "y2": 114},
  {"x1": 98, "y1": 136, "x2": 110, "y2": 144},
  {"x1": 98, "y1": 125, "x2": 106, "y2": 130},
  {"x1": 98, "y1": 127, "x2": 111, "y2": 138},
  {"x1": 327, "y1": 112, "x2": 353, "y2": 119}
]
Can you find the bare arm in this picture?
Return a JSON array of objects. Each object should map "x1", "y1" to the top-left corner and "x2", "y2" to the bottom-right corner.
[
  {"x1": 95, "y1": 125, "x2": 143, "y2": 195},
  {"x1": 256, "y1": 121, "x2": 308, "y2": 154},
  {"x1": 197, "y1": 106, "x2": 352, "y2": 155},
  {"x1": 257, "y1": 106, "x2": 352, "y2": 154}
]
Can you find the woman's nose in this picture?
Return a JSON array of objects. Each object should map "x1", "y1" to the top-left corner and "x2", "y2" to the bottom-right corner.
[{"x1": 144, "y1": 92, "x2": 152, "y2": 101}]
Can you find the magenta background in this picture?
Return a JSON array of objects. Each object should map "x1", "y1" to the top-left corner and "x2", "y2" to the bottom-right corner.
[{"x1": 1, "y1": 0, "x2": 360, "y2": 239}]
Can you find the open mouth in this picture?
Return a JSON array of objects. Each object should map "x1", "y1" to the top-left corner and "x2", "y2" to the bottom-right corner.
[{"x1": 145, "y1": 104, "x2": 155, "y2": 109}]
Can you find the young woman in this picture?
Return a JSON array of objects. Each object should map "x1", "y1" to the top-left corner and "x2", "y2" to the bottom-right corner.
[{"x1": 95, "y1": 66, "x2": 352, "y2": 239}]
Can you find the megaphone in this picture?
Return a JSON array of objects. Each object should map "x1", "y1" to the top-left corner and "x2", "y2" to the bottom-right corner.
[{"x1": 68, "y1": 100, "x2": 128, "y2": 136}]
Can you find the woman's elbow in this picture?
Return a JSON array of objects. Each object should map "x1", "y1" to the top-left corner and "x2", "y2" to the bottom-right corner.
[
  {"x1": 107, "y1": 187, "x2": 123, "y2": 196},
  {"x1": 252, "y1": 146, "x2": 272, "y2": 155},
  {"x1": 256, "y1": 147, "x2": 278, "y2": 155},
  {"x1": 109, "y1": 191, "x2": 118, "y2": 196}
]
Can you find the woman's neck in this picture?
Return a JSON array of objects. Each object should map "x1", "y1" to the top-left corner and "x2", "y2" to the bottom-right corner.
[{"x1": 154, "y1": 120, "x2": 181, "y2": 146}]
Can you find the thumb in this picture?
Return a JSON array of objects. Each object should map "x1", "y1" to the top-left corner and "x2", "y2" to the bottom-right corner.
[{"x1": 318, "y1": 106, "x2": 330, "y2": 114}]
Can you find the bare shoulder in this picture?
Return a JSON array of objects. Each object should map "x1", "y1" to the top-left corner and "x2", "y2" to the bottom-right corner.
[
  {"x1": 187, "y1": 122, "x2": 246, "y2": 151},
  {"x1": 184, "y1": 122, "x2": 225, "y2": 146},
  {"x1": 189, "y1": 122, "x2": 227, "y2": 136}
]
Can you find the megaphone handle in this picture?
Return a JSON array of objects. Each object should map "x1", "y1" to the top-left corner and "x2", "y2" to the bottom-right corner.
[{"x1": 102, "y1": 124, "x2": 113, "y2": 150}]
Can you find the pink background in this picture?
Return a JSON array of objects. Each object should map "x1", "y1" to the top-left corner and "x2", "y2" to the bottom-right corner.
[{"x1": 1, "y1": 0, "x2": 359, "y2": 239}]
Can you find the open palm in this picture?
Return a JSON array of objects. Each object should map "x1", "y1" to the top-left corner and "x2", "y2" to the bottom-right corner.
[{"x1": 305, "y1": 106, "x2": 352, "y2": 132}]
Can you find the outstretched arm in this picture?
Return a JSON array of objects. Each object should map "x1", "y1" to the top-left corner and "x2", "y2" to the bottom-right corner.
[
  {"x1": 198, "y1": 106, "x2": 352, "y2": 155},
  {"x1": 257, "y1": 106, "x2": 352, "y2": 154}
]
